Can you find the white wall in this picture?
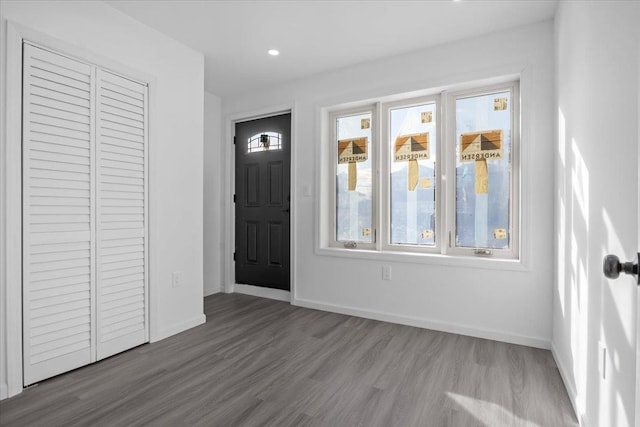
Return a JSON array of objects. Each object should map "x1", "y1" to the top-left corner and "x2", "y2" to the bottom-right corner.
[
  {"x1": 204, "y1": 91, "x2": 223, "y2": 296},
  {"x1": 553, "y1": 2, "x2": 639, "y2": 426},
  {"x1": 0, "y1": 0, "x2": 206, "y2": 397},
  {"x1": 221, "y1": 21, "x2": 555, "y2": 348}
]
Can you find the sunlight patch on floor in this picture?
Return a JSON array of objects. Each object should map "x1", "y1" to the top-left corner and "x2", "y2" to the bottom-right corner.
[{"x1": 446, "y1": 391, "x2": 541, "y2": 427}]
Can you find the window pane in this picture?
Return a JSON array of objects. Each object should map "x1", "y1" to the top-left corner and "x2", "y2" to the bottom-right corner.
[
  {"x1": 455, "y1": 90, "x2": 511, "y2": 249},
  {"x1": 389, "y1": 103, "x2": 437, "y2": 246},
  {"x1": 248, "y1": 131, "x2": 282, "y2": 153},
  {"x1": 336, "y1": 113, "x2": 373, "y2": 243}
]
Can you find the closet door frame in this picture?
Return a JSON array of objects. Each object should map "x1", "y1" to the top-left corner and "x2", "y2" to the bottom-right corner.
[{"x1": 3, "y1": 21, "x2": 154, "y2": 397}]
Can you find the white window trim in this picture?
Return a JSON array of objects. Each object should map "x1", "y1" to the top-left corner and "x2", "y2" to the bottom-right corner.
[
  {"x1": 317, "y1": 75, "x2": 526, "y2": 272},
  {"x1": 328, "y1": 104, "x2": 378, "y2": 250},
  {"x1": 445, "y1": 81, "x2": 520, "y2": 260}
]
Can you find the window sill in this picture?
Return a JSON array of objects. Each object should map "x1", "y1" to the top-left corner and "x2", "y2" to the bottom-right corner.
[{"x1": 315, "y1": 246, "x2": 527, "y2": 272}]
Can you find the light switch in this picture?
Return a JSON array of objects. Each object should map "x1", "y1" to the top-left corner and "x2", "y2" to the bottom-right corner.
[{"x1": 172, "y1": 271, "x2": 182, "y2": 288}]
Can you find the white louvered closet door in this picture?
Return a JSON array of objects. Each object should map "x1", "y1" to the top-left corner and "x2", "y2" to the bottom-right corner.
[
  {"x1": 95, "y1": 69, "x2": 148, "y2": 360},
  {"x1": 22, "y1": 44, "x2": 96, "y2": 385},
  {"x1": 22, "y1": 43, "x2": 148, "y2": 385}
]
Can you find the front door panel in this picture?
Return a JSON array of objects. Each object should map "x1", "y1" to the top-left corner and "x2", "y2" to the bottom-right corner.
[{"x1": 235, "y1": 114, "x2": 291, "y2": 290}]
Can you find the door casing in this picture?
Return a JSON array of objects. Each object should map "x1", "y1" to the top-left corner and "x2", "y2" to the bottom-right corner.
[{"x1": 635, "y1": 47, "x2": 639, "y2": 427}]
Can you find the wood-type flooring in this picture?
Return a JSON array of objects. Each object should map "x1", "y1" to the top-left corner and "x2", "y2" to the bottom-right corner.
[{"x1": 0, "y1": 293, "x2": 578, "y2": 426}]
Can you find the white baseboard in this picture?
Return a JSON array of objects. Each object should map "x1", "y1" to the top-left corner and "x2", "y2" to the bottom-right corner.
[
  {"x1": 551, "y1": 342, "x2": 586, "y2": 426},
  {"x1": 0, "y1": 382, "x2": 7, "y2": 400},
  {"x1": 204, "y1": 287, "x2": 221, "y2": 297},
  {"x1": 293, "y1": 297, "x2": 550, "y2": 350},
  {"x1": 234, "y1": 284, "x2": 291, "y2": 302},
  {"x1": 150, "y1": 313, "x2": 206, "y2": 343}
]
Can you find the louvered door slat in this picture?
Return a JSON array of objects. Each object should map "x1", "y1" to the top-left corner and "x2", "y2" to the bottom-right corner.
[
  {"x1": 30, "y1": 85, "x2": 91, "y2": 108},
  {"x1": 29, "y1": 65, "x2": 91, "y2": 91},
  {"x1": 29, "y1": 49, "x2": 91, "y2": 80},
  {"x1": 32, "y1": 315, "x2": 91, "y2": 338},
  {"x1": 31, "y1": 177, "x2": 91, "y2": 189},
  {"x1": 101, "y1": 274, "x2": 145, "y2": 289},
  {"x1": 100, "y1": 104, "x2": 144, "y2": 122},
  {"x1": 96, "y1": 69, "x2": 148, "y2": 360},
  {"x1": 100, "y1": 113, "x2": 144, "y2": 130},
  {"x1": 31, "y1": 307, "x2": 91, "y2": 328},
  {"x1": 30, "y1": 104, "x2": 91, "y2": 125},
  {"x1": 22, "y1": 44, "x2": 95, "y2": 386},
  {"x1": 31, "y1": 96, "x2": 90, "y2": 117}
]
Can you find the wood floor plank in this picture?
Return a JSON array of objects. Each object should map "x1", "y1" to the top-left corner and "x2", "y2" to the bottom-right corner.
[{"x1": 0, "y1": 293, "x2": 578, "y2": 427}]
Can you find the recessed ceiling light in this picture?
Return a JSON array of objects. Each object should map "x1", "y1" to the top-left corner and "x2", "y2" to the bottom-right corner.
[{"x1": 268, "y1": 49, "x2": 279, "y2": 56}]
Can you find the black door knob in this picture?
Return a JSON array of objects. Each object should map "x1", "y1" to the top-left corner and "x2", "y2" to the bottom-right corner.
[{"x1": 603, "y1": 253, "x2": 639, "y2": 284}]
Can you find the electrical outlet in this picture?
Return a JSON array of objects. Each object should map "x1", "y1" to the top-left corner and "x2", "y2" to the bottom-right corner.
[
  {"x1": 382, "y1": 265, "x2": 392, "y2": 281},
  {"x1": 172, "y1": 271, "x2": 182, "y2": 288}
]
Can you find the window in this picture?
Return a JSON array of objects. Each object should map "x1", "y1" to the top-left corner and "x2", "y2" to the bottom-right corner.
[
  {"x1": 332, "y1": 108, "x2": 375, "y2": 248},
  {"x1": 326, "y1": 81, "x2": 519, "y2": 260},
  {"x1": 248, "y1": 131, "x2": 282, "y2": 152},
  {"x1": 386, "y1": 97, "x2": 439, "y2": 250},
  {"x1": 451, "y1": 89, "x2": 514, "y2": 254}
]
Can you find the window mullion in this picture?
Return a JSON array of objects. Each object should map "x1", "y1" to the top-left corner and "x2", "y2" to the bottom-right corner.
[
  {"x1": 374, "y1": 102, "x2": 384, "y2": 251},
  {"x1": 444, "y1": 90, "x2": 456, "y2": 256}
]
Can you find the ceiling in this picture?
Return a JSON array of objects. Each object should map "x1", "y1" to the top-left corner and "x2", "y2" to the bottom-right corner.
[{"x1": 106, "y1": 0, "x2": 558, "y2": 98}]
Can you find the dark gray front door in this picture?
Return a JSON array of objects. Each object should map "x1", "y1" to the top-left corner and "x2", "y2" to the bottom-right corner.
[{"x1": 235, "y1": 113, "x2": 291, "y2": 290}]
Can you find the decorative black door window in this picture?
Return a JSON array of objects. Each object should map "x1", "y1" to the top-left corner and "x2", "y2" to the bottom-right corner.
[{"x1": 248, "y1": 131, "x2": 282, "y2": 153}]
